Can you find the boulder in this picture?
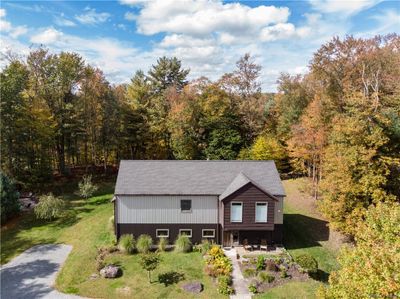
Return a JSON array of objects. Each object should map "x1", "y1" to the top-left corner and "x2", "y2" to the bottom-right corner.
[
  {"x1": 182, "y1": 281, "x2": 203, "y2": 294},
  {"x1": 100, "y1": 265, "x2": 122, "y2": 278}
]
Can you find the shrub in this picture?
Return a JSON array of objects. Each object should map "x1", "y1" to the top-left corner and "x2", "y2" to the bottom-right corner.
[
  {"x1": 78, "y1": 174, "x2": 98, "y2": 199},
  {"x1": 118, "y1": 234, "x2": 135, "y2": 254},
  {"x1": 199, "y1": 239, "x2": 212, "y2": 255},
  {"x1": 34, "y1": 193, "x2": 65, "y2": 220},
  {"x1": 256, "y1": 255, "x2": 265, "y2": 271},
  {"x1": 217, "y1": 275, "x2": 234, "y2": 295},
  {"x1": 258, "y1": 271, "x2": 275, "y2": 283},
  {"x1": 174, "y1": 234, "x2": 192, "y2": 253},
  {"x1": 208, "y1": 245, "x2": 224, "y2": 258},
  {"x1": 243, "y1": 267, "x2": 256, "y2": 278},
  {"x1": 248, "y1": 282, "x2": 258, "y2": 294},
  {"x1": 295, "y1": 253, "x2": 318, "y2": 274},
  {"x1": 0, "y1": 172, "x2": 20, "y2": 223},
  {"x1": 265, "y1": 259, "x2": 277, "y2": 272},
  {"x1": 204, "y1": 246, "x2": 232, "y2": 277},
  {"x1": 137, "y1": 234, "x2": 153, "y2": 253},
  {"x1": 280, "y1": 269, "x2": 288, "y2": 278},
  {"x1": 158, "y1": 237, "x2": 168, "y2": 252}
]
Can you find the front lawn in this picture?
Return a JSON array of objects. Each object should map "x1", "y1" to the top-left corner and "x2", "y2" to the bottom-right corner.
[
  {"x1": 1, "y1": 183, "x2": 225, "y2": 299},
  {"x1": 254, "y1": 281, "x2": 322, "y2": 299}
]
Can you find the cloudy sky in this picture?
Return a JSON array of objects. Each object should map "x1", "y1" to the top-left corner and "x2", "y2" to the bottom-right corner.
[{"x1": 1, "y1": 0, "x2": 399, "y2": 91}]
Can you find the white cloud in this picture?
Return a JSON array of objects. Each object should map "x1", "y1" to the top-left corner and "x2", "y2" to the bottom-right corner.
[
  {"x1": 54, "y1": 14, "x2": 76, "y2": 27},
  {"x1": 119, "y1": 0, "x2": 147, "y2": 6},
  {"x1": 75, "y1": 7, "x2": 111, "y2": 25},
  {"x1": 0, "y1": 8, "x2": 28, "y2": 38},
  {"x1": 309, "y1": 0, "x2": 383, "y2": 16},
  {"x1": 134, "y1": 0, "x2": 290, "y2": 36},
  {"x1": 367, "y1": 9, "x2": 400, "y2": 35},
  {"x1": 124, "y1": 11, "x2": 137, "y2": 21},
  {"x1": 30, "y1": 27, "x2": 64, "y2": 44},
  {"x1": 9, "y1": 26, "x2": 28, "y2": 38}
]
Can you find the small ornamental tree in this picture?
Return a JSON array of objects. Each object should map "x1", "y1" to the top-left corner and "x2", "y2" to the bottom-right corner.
[
  {"x1": 0, "y1": 172, "x2": 20, "y2": 223},
  {"x1": 78, "y1": 175, "x2": 98, "y2": 200},
  {"x1": 140, "y1": 253, "x2": 161, "y2": 283},
  {"x1": 34, "y1": 193, "x2": 65, "y2": 220}
]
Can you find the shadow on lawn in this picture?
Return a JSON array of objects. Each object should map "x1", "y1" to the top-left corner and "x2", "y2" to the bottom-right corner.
[
  {"x1": 158, "y1": 271, "x2": 185, "y2": 286},
  {"x1": 283, "y1": 214, "x2": 329, "y2": 250}
]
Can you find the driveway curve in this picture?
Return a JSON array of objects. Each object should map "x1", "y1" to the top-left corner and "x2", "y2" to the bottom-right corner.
[{"x1": 0, "y1": 244, "x2": 83, "y2": 299}]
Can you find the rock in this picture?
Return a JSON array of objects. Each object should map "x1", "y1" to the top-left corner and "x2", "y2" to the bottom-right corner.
[
  {"x1": 182, "y1": 281, "x2": 203, "y2": 294},
  {"x1": 100, "y1": 265, "x2": 122, "y2": 278}
]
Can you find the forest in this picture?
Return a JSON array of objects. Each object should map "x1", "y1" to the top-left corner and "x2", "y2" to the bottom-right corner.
[
  {"x1": 1, "y1": 33, "x2": 400, "y2": 297},
  {"x1": 1, "y1": 34, "x2": 400, "y2": 231}
]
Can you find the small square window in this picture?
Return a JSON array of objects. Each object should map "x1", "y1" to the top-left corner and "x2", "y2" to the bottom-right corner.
[
  {"x1": 156, "y1": 229, "x2": 169, "y2": 238},
  {"x1": 181, "y1": 199, "x2": 192, "y2": 212},
  {"x1": 179, "y1": 229, "x2": 192, "y2": 237},
  {"x1": 202, "y1": 229, "x2": 215, "y2": 238}
]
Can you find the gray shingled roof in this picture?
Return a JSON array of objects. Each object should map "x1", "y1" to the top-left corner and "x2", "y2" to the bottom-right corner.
[{"x1": 115, "y1": 160, "x2": 285, "y2": 196}]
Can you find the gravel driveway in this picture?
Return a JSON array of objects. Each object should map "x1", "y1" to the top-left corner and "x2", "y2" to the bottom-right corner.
[{"x1": 0, "y1": 244, "x2": 83, "y2": 299}]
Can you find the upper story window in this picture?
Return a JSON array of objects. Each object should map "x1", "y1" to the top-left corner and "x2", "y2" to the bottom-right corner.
[
  {"x1": 231, "y1": 202, "x2": 243, "y2": 222},
  {"x1": 255, "y1": 202, "x2": 268, "y2": 223},
  {"x1": 180, "y1": 199, "x2": 192, "y2": 212}
]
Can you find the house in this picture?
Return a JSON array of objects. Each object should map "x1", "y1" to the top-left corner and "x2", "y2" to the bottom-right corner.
[{"x1": 113, "y1": 160, "x2": 285, "y2": 246}]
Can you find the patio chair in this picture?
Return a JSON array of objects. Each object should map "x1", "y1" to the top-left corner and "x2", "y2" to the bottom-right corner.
[
  {"x1": 260, "y1": 239, "x2": 268, "y2": 251},
  {"x1": 243, "y1": 239, "x2": 252, "y2": 251}
]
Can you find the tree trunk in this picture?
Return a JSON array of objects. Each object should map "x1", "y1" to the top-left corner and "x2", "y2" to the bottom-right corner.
[{"x1": 57, "y1": 134, "x2": 65, "y2": 174}]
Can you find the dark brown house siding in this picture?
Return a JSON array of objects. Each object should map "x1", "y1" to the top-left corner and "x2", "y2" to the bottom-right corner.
[
  {"x1": 118, "y1": 223, "x2": 221, "y2": 244},
  {"x1": 222, "y1": 183, "x2": 276, "y2": 230}
]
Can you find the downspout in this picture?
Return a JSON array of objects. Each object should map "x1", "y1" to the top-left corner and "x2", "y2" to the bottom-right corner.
[{"x1": 217, "y1": 197, "x2": 220, "y2": 245}]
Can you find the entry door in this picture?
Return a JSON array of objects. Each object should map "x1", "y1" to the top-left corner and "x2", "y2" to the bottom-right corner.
[{"x1": 232, "y1": 231, "x2": 239, "y2": 246}]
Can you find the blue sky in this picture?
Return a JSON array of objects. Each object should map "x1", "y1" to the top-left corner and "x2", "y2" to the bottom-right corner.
[{"x1": 1, "y1": 0, "x2": 399, "y2": 91}]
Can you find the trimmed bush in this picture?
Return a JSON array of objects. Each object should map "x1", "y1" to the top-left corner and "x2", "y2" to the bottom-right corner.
[
  {"x1": 137, "y1": 234, "x2": 153, "y2": 253},
  {"x1": 34, "y1": 193, "x2": 65, "y2": 220},
  {"x1": 295, "y1": 253, "x2": 318, "y2": 274},
  {"x1": 174, "y1": 234, "x2": 192, "y2": 253},
  {"x1": 243, "y1": 267, "x2": 256, "y2": 278},
  {"x1": 256, "y1": 255, "x2": 265, "y2": 271},
  {"x1": 118, "y1": 234, "x2": 136, "y2": 254},
  {"x1": 280, "y1": 269, "x2": 288, "y2": 278},
  {"x1": 258, "y1": 271, "x2": 275, "y2": 283},
  {"x1": 158, "y1": 237, "x2": 168, "y2": 252}
]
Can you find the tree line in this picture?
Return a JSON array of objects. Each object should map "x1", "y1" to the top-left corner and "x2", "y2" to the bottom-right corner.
[{"x1": 1, "y1": 34, "x2": 400, "y2": 233}]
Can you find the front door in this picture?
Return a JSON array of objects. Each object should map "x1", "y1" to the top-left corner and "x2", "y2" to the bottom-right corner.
[{"x1": 232, "y1": 231, "x2": 239, "y2": 246}]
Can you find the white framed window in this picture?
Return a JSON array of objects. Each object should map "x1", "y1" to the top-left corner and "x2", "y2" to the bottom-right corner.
[
  {"x1": 180, "y1": 199, "x2": 192, "y2": 212},
  {"x1": 179, "y1": 229, "x2": 192, "y2": 237},
  {"x1": 231, "y1": 202, "x2": 243, "y2": 222},
  {"x1": 156, "y1": 229, "x2": 169, "y2": 238},
  {"x1": 202, "y1": 229, "x2": 215, "y2": 238},
  {"x1": 255, "y1": 202, "x2": 268, "y2": 223}
]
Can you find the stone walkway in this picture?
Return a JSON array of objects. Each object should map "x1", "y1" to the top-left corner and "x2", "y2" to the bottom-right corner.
[
  {"x1": 0, "y1": 244, "x2": 84, "y2": 299},
  {"x1": 224, "y1": 248, "x2": 252, "y2": 299}
]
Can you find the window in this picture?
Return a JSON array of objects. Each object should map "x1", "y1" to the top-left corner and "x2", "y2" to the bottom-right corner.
[
  {"x1": 156, "y1": 229, "x2": 169, "y2": 238},
  {"x1": 231, "y1": 202, "x2": 243, "y2": 222},
  {"x1": 202, "y1": 229, "x2": 215, "y2": 238},
  {"x1": 179, "y1": 229, "x2": 192, "y2": 237},
  {"x1": 180, "y1": 199, "x2": 192, "y2": 212},
  {"x1": 255, "y1": 202, "x2": 268, "y2": 223}
]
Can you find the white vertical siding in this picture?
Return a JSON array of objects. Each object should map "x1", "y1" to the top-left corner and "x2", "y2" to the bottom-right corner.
[
  {"x1": 118, "y1": 195, "x2": 218, "y2": 224},
  {"x1": 274, "y1": 196, "x2": 284, "y2": 224}
]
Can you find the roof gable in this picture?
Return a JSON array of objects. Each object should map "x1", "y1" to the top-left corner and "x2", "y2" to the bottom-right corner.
[{"x1": 115, "y1": 160, "x2": 285, "y2": 196}]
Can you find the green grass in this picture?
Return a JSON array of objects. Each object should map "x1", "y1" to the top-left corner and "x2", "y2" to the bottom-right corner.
[
  {"x1": 1, "y1": 182, "x2": 224, "y2": 299},
  {"x1": 254, "y1": 281, "x2": 322, "y2": 299}
]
